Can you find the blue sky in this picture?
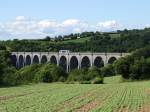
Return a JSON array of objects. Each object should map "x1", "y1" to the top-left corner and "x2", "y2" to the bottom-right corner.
[{"x1": 0, "y1": 0, "x2": 150, "y2": 40}]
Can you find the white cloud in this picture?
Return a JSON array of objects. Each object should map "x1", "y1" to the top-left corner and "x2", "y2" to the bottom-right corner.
[
  {"x1": 15, "y1": 16, "x2": 26, "y2": 21},
  {"x1": 97, "y1": 20, "x2": 121, "y2": 31},
  {"x1": 62, "y1": 19, "x2": 79, "y2": 27},
  {"x1": 0, "y1": 17, "x2": 123, "y2": 40}
]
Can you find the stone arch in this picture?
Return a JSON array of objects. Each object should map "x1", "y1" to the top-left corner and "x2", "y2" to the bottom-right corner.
[
  {"x1": 81, "y1": 56, "x2": 91, "y2": 69},
  {"x1": 50, "y1": 55, "x2": 57, "y2": 65},
  {"x1": 25, "y1": 55, "x2": 31, "y2": 66},
  {"x1": 19, "y1": 55, "x2": 24, "y2": 68},
  {"x1": 33, "y1": 55, "x2": 39, "y2": 64},
  {"x1": 59, "y1": 56, "x2": 67, "y2": 71},
  {"x1": 70, "y1": 56, "x2": 78, "y2": 70},
  {"x1": 94, "y1": 56, "x2": 104, "y2": 68},
  {"x1": 41, "y1": 55, "x2": 47, "y2": 64},
  {"x1": 108, "y1": 57, "x2": 117, "y2": 64},
  {"x1": 11, "y1": 55, "x2": 17, "y2": 67}
]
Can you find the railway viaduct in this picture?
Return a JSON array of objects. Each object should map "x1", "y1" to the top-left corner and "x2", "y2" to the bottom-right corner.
[{"x1": 11, "y1": 52, "x2": 129, "y2": 72}]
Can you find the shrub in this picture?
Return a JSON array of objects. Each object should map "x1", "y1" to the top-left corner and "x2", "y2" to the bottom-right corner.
[
  {"x1": 87, "y1": 67, "x2": 102, "y2": 80},
  {"x1": 101, "y1": 64, "x2": 115, "y2": 77},
  {"x1": 2, "y1": 67, "x2": 17, "y2": 86},
  {"x1": 68, "y1": 67, "x2": 103, "y2": 84},
  {"x1": 0, "y1": 50, "x2": 17, "y2": 86},
  {"x1": 34, "y1": 63, "x2": 67, "y2": 83},
  {"x1": 91, "y1": 77, "x2": 103, "y2": 84},
  {"x1": 16, "y1": 64, "x2": 42, "y2": 84},
  {"x1": 113, "y1": 57, "x2": 130, "y2": 79},
  {"x1": 67, "y1": 69, "x2": 87, "y2": 82}
]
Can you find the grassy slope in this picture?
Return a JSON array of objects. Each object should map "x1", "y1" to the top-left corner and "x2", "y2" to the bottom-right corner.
[
  {"x1": 62, "y1": 37, "x2": 90, "y2": 44},
  {"x1": 0, "y1": 76, "x2": 150, "y2": 112},
  {"x1": 58, "y1": 33, "x2": 120, "y2": 44}
]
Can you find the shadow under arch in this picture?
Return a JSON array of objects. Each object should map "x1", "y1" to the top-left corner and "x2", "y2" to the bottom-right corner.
[
  {"x1": 108, "y1": 57, "x2": 117, "y2": 64},
  {"x1": 70, "y1": 56, "x2": 78, "y2": 70},
  {"x1": 81, "y1": 56, "x2": 90, "y2": 69},
  {"x1": 94, "y1": 56, "x2": 104, "y2": 68},
  {"x1": 19, "y1": 55, "x2": 24, "y2": 68},
  {"x1": 26, "y1": 55, "x2": 31, "y2": 66},
  {"x1": 41, "y1": 55, "x2": 47, "y2": 64},
  {"x1": 11, "y1": 55, "x2": 17, "y2": 67},
  {"x1": 33, "y1": 55, "x2": 39, "y2": 64},
  {"x1": 50, "y1": 55, "x2": 57, "y2": 65},
  {"x1": 59, "y1": 56, "x2": 67, "y2": 72}
]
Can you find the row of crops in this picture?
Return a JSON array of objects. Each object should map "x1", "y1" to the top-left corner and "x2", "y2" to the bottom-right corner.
[{"x1": 0, "y1": 77, "x2": 150, "y2": 112}]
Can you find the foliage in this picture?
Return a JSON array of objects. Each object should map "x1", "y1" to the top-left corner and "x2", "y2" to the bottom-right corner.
[
  {"x1": 15, "y1": 63, "x2": 67, "y2": 84},
  {"x1": 16, "y1": 64, "x2": 42, "y2": 84},
  {"x1": 34, "y1": 63, "x2": 67, "y2": 83},
  {"x1": 91, "y1": 77, "x2": 103, "y2": 84},
  {"x1": 114, "y1": 46, "x2": 150, "y2": 80},
  {"x1": 0, "y1": 50, "x2": 16, "y2": 86},
  {"x1": 113, "y1": 57, "x2": 130, "y2": 79},
  {"x1": 1, "y1": 67, "x2": 17, "y2": 86},
  {"x1": 101, "y1": 64, "x2": 115, "y2": 77},
  {"x1": 68, "y1": 67, "x2": 103, "y2": 84},
  {"x1": 1, "y1": 28, "x2": 150, "y2": 52}
]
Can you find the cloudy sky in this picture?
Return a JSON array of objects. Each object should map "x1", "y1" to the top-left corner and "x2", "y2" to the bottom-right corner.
[{"x1": 0, "y1": 0, "x2": 150, "y2": 40}]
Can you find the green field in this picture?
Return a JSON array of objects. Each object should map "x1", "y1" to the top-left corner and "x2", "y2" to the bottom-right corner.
[
  {"x1": 62, "y1": 37, "x2": 90, "y2": 44},
  {"x1": 0, "y1": 76, "x2": 150, "y2": 112}
]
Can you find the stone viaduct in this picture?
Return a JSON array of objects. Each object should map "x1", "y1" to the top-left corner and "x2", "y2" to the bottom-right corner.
[{"x1": 11, "y1": 52, "x2": 129, "y2": 72}]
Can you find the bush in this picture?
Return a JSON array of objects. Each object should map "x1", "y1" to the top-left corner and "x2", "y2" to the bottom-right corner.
[
  {"x1": 129, "y1": 57, "x2": 150, "y2": 80},
  {"x1": 91, "y1": 77, "x2": 103, "y2": 84},
  {"x1": 101, "y1": 64, "x2": 115, "y2": 77},
  {"x1": 34, "y1": 63, "x2": 67, "y2": 83},
  {"x1": 68, "y1": 67, "x2": 103, "y2": 84},
  {"x1": 16, "y1": 64, "x2": 42, "y2": 84},
  {"x1": 15, "y1": 63, "x2": 67, "y2": 84},
  {"x1": 113, "y1": 46, "x2": 150, "y2": 80},
  {"x1": 87, "y1": 67, "x2": 102, "y2": 80},
  {"x1": 67, "y1": 69, "x2": 88, "y2": 82},
  {"x1": 2, "y1": 67, "x2": 17, "y2": 86},
  {"x1": 113, "y1": 57, "x2": 130, "y2": 79},
  {"x1": 0, "y1": 50, "x2": 17, "y2": 86}
]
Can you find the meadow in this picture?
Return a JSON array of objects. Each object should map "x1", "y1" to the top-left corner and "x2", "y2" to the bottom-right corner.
[{"x1": 0, "y1": 76, "x2": 150, "y2": 112}]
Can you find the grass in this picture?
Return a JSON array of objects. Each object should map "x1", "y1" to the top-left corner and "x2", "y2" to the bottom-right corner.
[
  {"x1": 62, "y1": 37, "x2": 90, "y2": 44},
  {"x1": 0, "y1": 76, "x2": 150, "y2": 112}
]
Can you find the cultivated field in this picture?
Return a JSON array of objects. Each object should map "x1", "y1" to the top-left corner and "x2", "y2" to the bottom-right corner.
[{"x1": 0, "y1": 76, "x2": 150, "y2": 112}]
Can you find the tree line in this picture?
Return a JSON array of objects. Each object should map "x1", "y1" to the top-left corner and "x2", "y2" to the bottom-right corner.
[{"x1": 1, "y1": 28, "x2": 150, "y2": 52}]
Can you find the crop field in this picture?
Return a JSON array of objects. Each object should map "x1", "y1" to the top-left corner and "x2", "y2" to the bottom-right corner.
[{"x1": 0, "y1": 76, "x2": 150, "y2": 112}]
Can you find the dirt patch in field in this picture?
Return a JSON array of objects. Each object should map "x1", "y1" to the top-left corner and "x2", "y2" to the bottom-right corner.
[
  {"x1": 55, "y1": 92, "x2": 95, "y2": 112},
  {"x1": 0, "y1": 91, "x2": 41, "y2": 101},
  {"x1": 146, "y1": 89, "x2": 150, "y2": 96},
  {"x1": 74, "y1": 100, "x2": 100, "y2": 112},
  {"x1": 113, "y1": 106, "x2": 131, "y2": 112},
  {"x1": 138, "y1": 104, "x2": 150, "y2": 112}
]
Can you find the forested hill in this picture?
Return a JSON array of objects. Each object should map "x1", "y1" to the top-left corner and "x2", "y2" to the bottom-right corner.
[{"x1": 1, "y1": 28, "x2": 150, "y2": 52}]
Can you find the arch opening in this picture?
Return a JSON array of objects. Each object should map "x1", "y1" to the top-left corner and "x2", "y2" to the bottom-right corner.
[
  {"x1": 11, "y1": 55, "x2": 17, "y2": 67},
  {"x1": 26, "y1": 55, "x2": 31, "y2": 66},
  {"x1": 108, "y1": 57, "x2": 117, "y2": 64},
  {"x1": 41, "y1": 55, "x2": 47, "y2": 64},
  {"x1": 59, "y1": 56, "x2": 67, "y2": 71},
  {"x1": 33, "y1": 55, "x2": 39, "y2": 64},
  {"x1": 50, "y1": 56, "x2": 57, "y2": 65},
  {"x1": 70, "y1": 56, "x2": 78, "y2": 70},
  {"x1": 19, "y1": 55, "x2": 24, "y2": 68},
  {"x1": 81, "y1": 56, "x2": 90, "y2": 69},
  {"x1": 94, "y1": 57, "x2": 104, "y2": 68}
]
